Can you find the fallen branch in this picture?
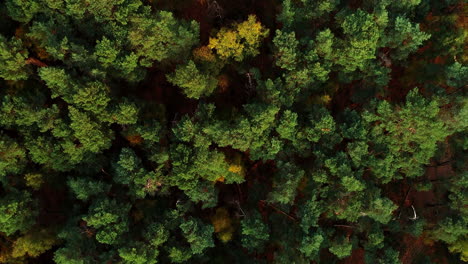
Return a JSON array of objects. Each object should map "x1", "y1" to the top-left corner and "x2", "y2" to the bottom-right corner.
[
  {"x1": 334, "y1": 224, "x2": 355, "y2": 229},
  {"x1": 408, "y1": 205, "x2": 418, "y2": 221},
  {"x1": 26, "y1": 57, "x2": 47, "y2": 67},
  {"x1": 259, "y1": 200, "x2": 297, "y2": 222}
]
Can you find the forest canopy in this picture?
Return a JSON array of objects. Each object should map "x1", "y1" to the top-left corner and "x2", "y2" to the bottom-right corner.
[{"x1": 0, "y1": 0, "x2": 467, "y2": 263}]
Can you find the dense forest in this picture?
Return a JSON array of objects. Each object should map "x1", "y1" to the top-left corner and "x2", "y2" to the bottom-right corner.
[{"x1": 0, "y1": 0, "x2": 467, "y2": 263}]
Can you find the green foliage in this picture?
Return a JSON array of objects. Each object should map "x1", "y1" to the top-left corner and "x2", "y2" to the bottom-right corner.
[
  {"x1": 0, "y1": 189, "x2": 37, "y2": 236},
  {"x1": 68, "y1": 177, "x2": 110, "y2": 201},
  {"x1": 384, "y1": 16, "x2": 431, "y2": 61},
  {"x1": 446, "y1": 62, "x2": 468, "y2": 88},
  {"x1": 118, "y1": 242, "x2": 159, "y2": 264},
  {"x1": 268, "y1": 161, "x2": 304, "y2": 205},
  {"x1": 365, "y1": 248, "x2": 401, "y2": 264},
  {"x1": 167, "y1": 60, "x2": 218, "y2": 99},
  {"x1": 129, "y1": 11, "x2": 199, "y2": 67},
  {"x1": 276, "y1": 110, "x2": 298, "y2": 141},
  {"x1": 0, "y1": 0, "x2": 464, "y2": 263},
  {"x1": 432, "y1": 217, "x2": 468, "y2": 244},
  {"x1": 83, "y1": 198, "x2": 131, "y2": 245},
  {"x1": 273, "y1": 30, "x2": 299, "y2": 71},
  {"x1": 329, "y1": 237, "x2": 353, "y2": 259},
  {"x1": 0, "y1": 35, "x2": 29, "y2": 80},
  {"x1": 241, "y1": 212, "x2": 269, "y2": 252},
  {"x1": 68, "y1": 106, "x2": 113, "y2": 153},
  {"x1": 0, "y1": 134, "x2": 26, "y2": 183},
  {"x1": 180, "y1": 218, "x2": 215, "y2": 255},
  {"x1": 299, "y1": 231, "x2": 324, "y2": 260},
  {"x1": 363, "y1": 88, "x2": 451, "y2": 182},
  {"x1": 365, "y1": 197, "x2": 398, "y2": 224},
  {"x1": 336, "y1": 9, "x2": 380, "y2": 72}
]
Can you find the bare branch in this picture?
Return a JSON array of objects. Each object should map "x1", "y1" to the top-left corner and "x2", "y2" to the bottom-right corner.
[{"x1": 408, "y1": 205, "x2": 418, "y2": 221}]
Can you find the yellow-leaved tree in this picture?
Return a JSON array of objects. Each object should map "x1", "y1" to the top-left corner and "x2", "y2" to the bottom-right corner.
[
  {"x1": 211, "y1": 208, "x2": 234, "y2": 243},
  {"x1": 208, "y1": 15, "x2": 269, "y2": 62}
]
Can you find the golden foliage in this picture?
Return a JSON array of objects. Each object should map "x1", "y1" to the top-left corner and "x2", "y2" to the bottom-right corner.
[
  {"x1": 209, "y1": 29, "x2": 243, "y2": 61},
  {"x1": 228, "y1": 153, "x2": 245, "y2": 176},
  {"x1": 308, "y1": 94, "x2": 332, "y2": 106},
  {"x1": 449, "y1": 239, "x2": 468, "y2": 262},
  {"x1": 228, "y1": 165, "x2": 242, "y2": 174},
  {"x1": 237, "y1": 15, "x2": 268, "y2": 49},
  {"x1": 214, "y1": 176, "x2": 225, "y2": 183},
  {"x1": 12, "y1": 229, "x2": 57, "y2": 258},
  {"x1": 24, "y1": 173, "x2": 43, "y2": 190},
  {"x1": 208, "y1": 15, "x2": 269, "y2": 61},
  {"x1": 211, "y1": 208, "x2": 234, "y2": 243}
]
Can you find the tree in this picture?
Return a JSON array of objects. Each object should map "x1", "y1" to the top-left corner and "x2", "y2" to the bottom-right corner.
[
  {"x1": 299, "y1": 231, "x2": 324, "y2": 260},
  {"x1": 68, "y1": 106, "x2": 113, "y2": 153},
  {"x1": 180, "y1": 217, "x2": 215, "y2": 255},
  {"x1": 241, "y1": 211, "x2": 269, "y2": 252},
  {"x1": 363, "y1": 88, "x2": 452, "y2": 182},
  {"x1": 211, "y1": 208, "x2": 234, "y2": 243},
  {"x1": 128, "y1": 11, "x2": 199, "y2": 67},
  {"x1": 272, "y1": 30, "x2": 299, "y2": 71},
  {"x1": 0, "y1": 0, "x2": 465, "y2": 263},
  {"x1": 11, "y1": 229, "x2": 57, "y2": 258},
  {"x1": 268, "y1": 161, "x2": 304, "y2": 205},
  {"x1": 208, "y1": 15, "x2": 269, "y2": 62},
  {"x1": 0, "y1": 134, "x2": 26, "y2": 183},
  {"x1": 329, "y1": 237, "x2": 353, "y2": 259},
  {"x1": 67, "y1": 177, "x2": 110, "y2": 201},
  {"x1": 335, "y1": 9, "x2": 380, "y2": 73},
  {"x1": 0, "y1": 35, "x2": 29, "y2": 80},
  {"x1": 0, "y1": 189, "x2": 38, "y2": 236},
  {"x1": 118, "y1": 241, "x2": 159, "y2": 264},
  {"x1": 276, "y1": 110, "x2": 298, "y2": 141},
  {"x1": 383, "y1": 16, "x2": 431, "y2": 61},
  {"x1": 113, "y1": 147, "x2": 164, "y2": 198},
  {"x1": 82, "y1": 198, "x2": 131, "y2": 245},
  {"x1": 446, "y1": 62, "x2": 468, "y2": 88},
  {"x1": 167, "y1": 60, "x2": 218, "y2": 99}
]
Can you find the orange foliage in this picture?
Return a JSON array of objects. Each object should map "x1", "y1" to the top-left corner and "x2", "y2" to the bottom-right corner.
[
  {"x1": 217, "y1": 74, "x2": 230, "y2": 92},
  {"x1": 35, "y1": 47, "x2": 50, "y2": 60},
  {"x1": 193, "y1": 45, "x2": 216, "y2": 62},
  {"x1": 214, "y1": 176, "x2": 225, "y2": 183},
  {"x1": 15, "y1": 27, "x2": 26, "y2": 39},
  {"x1": 0, "y1": 242, "x2": 12, "y2": 263},
  {"x1": 126, "y1": 134, "x2": 144, "y2": 145}
]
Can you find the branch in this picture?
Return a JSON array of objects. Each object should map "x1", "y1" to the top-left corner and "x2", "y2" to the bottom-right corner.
[
  {"x1": 25, "y1": 57, "x2": 48, "y2": 67},
  {"x1": 397, "y1": 186, "x2": 412, "y2": 219},
  {"x1": 259, "y1": 200, "x2": 297, "y2": 222},
  {"x1": 424, "y1": 160, "x2": 453, "y2": 167},
  {"x1": 235, "y1": 200, "x2": 246, "y2": 217},
  {"x1": 333, "y1": 224, "x2": 355, "y2": 229},
  {"x1": 408, "y1": 205, "x2": 418, "y2": 221}
]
